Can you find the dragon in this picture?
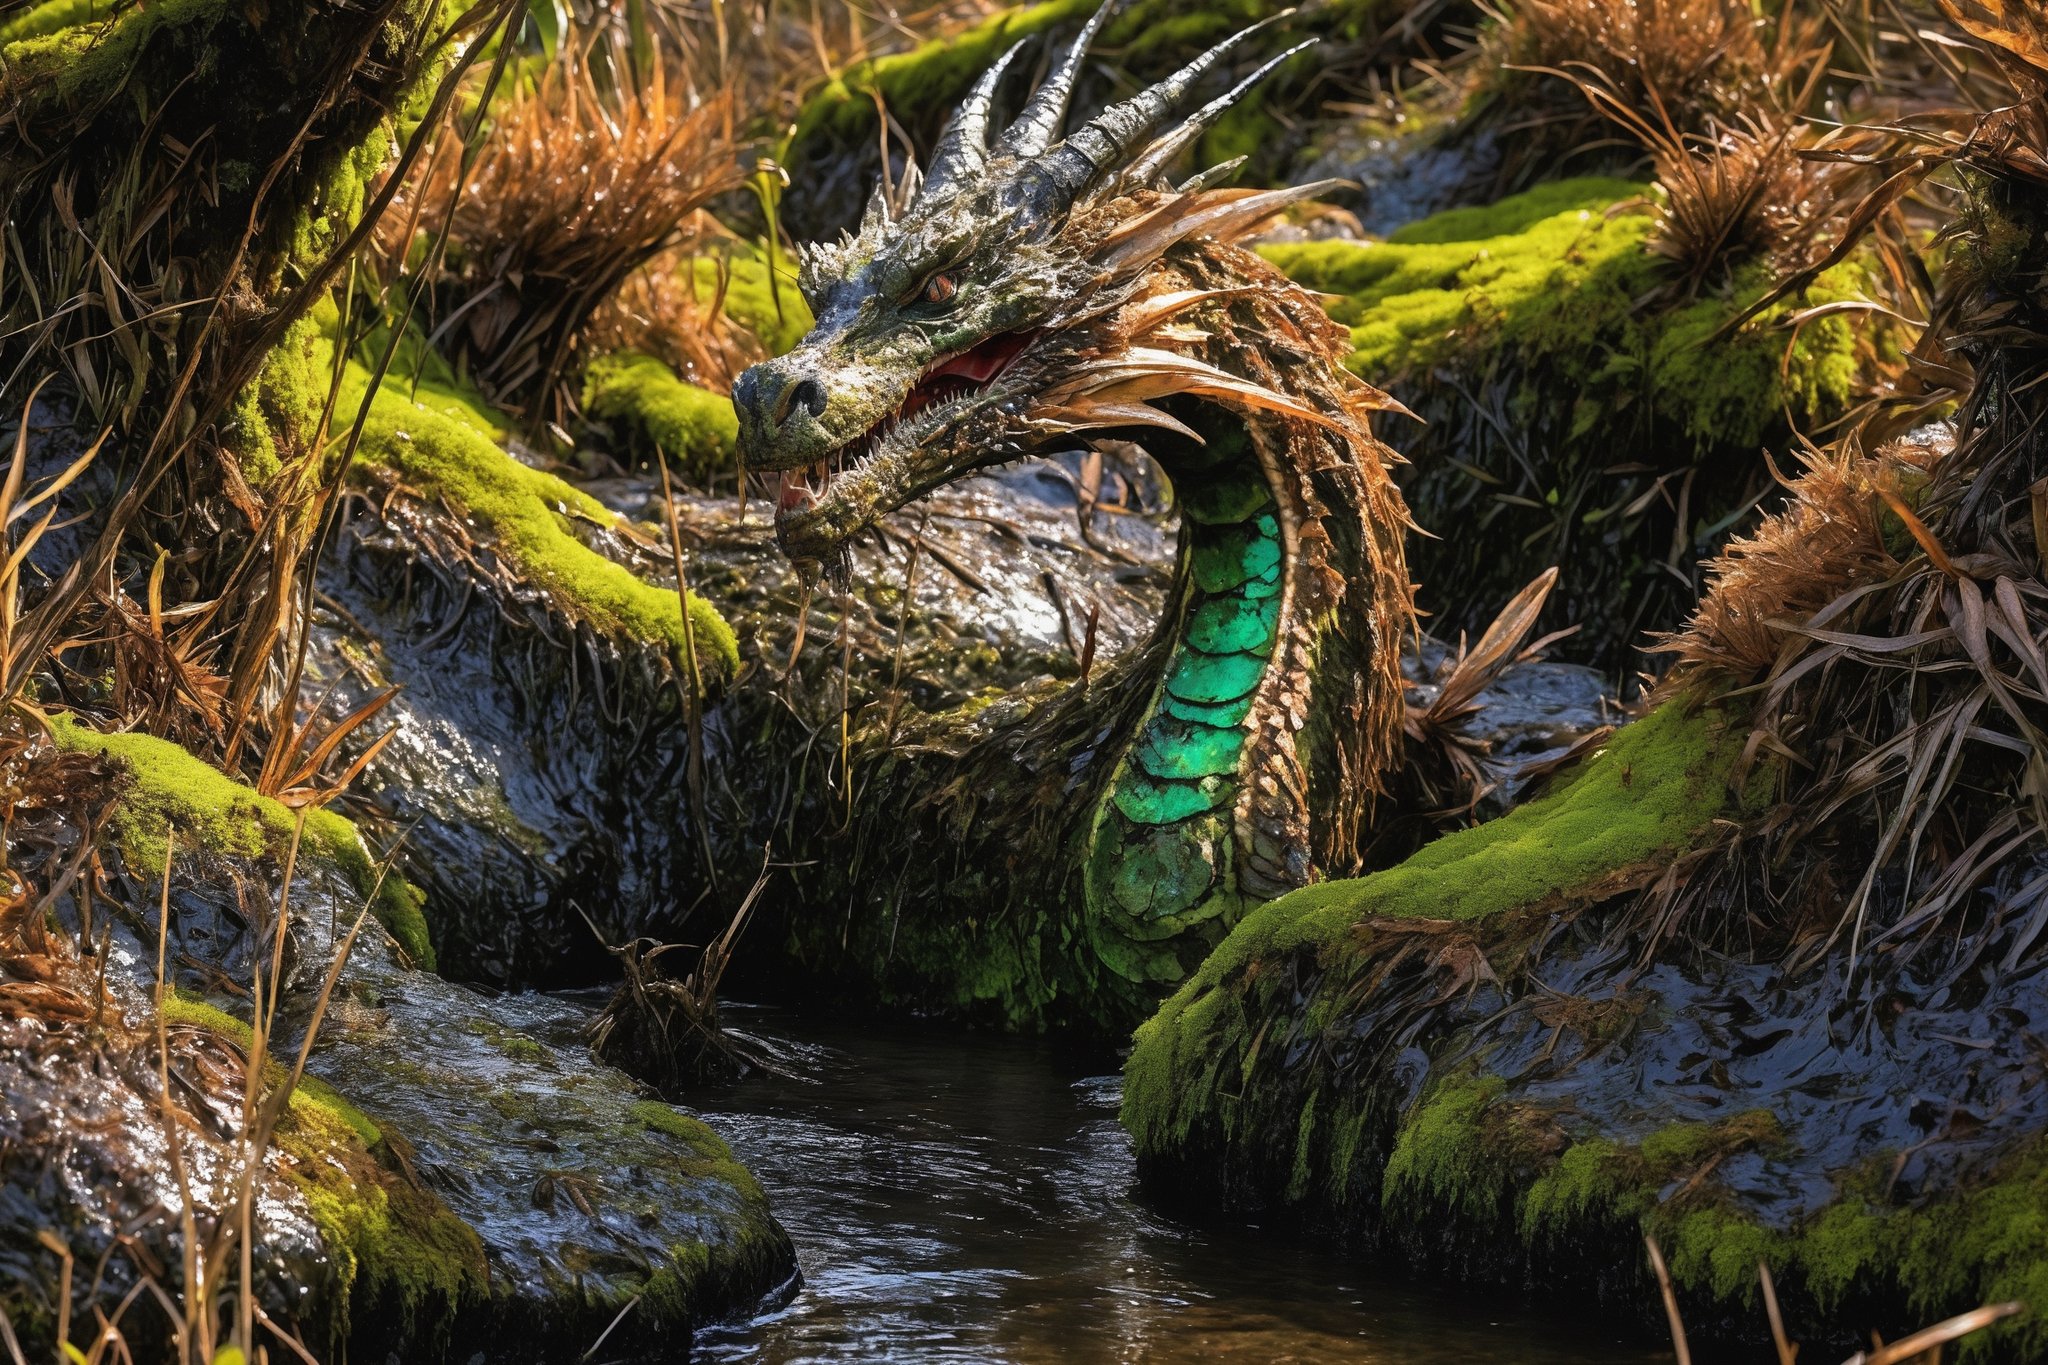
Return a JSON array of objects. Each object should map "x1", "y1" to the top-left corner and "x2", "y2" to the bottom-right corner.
[{"x1": 732, "y1": 5, "x2": 1414, "y2": 1029}]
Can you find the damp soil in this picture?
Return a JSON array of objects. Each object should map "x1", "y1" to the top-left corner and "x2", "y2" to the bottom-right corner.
[{"x1": 664, "y1": 1003, "x2": 1665, "y2": 1364}]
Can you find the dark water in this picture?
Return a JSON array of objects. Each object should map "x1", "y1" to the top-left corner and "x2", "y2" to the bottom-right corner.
[{"x1": 689, "y1": 1006, "x2": 1663, "y2": 1364}]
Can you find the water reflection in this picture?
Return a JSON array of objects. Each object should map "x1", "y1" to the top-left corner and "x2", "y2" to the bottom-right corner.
[{"x1": 691, "y1": 1006, "x2": 1660, "y2": 1364}]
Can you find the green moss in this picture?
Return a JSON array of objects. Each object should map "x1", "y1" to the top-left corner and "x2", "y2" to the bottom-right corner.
[
  {"x1": 0, "y1": 0, "x2": 112, "y2": 44},
  {"x1": 350, "y1": 386, "x2": 739, "y2": 682},
  {"x1": 263, "y1": 299, "x2": 737, "y2": 680},
  {"x1": 786, "y1": 0, "x2": 1094, "y2": 161},
  {"x1": 3, "y1": 0, "x2": 437, "y2": 285},
  {"x1": 1124, "y1": 699, "x2": 1760, "y2": 1155},
  {"x1": 3, "y1": 0, "x2": 228, "y2": 105},
  {"x1": 288, "y1": 120, "x2": 394, "y2": 270},
  {"x1": 1384, "y1": 178, "x2": 1646, "y2": 244},
  {"x1": 159, "y1": 991, "x2": 486, "y2": 1335},
  {"x1": 691, "y1": 250, "x2": 812, "y2": 357},
  {"x1": 355, "y1": 307, "x2": 510, "y2": 439},
  {"x1": 225, "y1": 313, "x2": 327, "y2": 485},
  {"x1": 620, "y1": 1101, "x2": 790, "y2": 1327},
  {"x1": 1260, "y1": 178, "x2": 1868, "y2": 453},
  {"x1": 1208, "y1": 700, "x2": 1751, "y2": 961},
  {"x1": 1520, "y1": 1137, "x2": 1636, "y2": 1234},
  {"x1": 46, "y1": 712, "x2": 436, "y2": 967},
  {"x1": 581, "y1": 353, "x2": 738, "y2": 482},
  {"x1": 1381, "y1": 1075, "x2": 1511, "y2": 1223}
]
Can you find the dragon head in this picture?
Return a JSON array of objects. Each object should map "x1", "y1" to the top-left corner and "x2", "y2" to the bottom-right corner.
[{"x1": 734, "y1": 4, "x2": 1326, "y2": 576}]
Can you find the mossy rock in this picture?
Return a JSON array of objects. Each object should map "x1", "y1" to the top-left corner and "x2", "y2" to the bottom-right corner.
[
  {"x1": 582, "y1": 352, "x2": 740, "y2": 484},
  {"x1": 158, "y1": 992, "x2": 488, "y2": 1340},
  {"x1": 1, "y1": 0, "x2": 438, "y2": 283},
  {"x1": 1260, "y1": 177, "x2": 1883, "y2": 667},
  {"x1": 46, "y1": 712, "x2": 436, "y2": 967},
  {"x1": 1122, "y1": 694, "x2": 2048, "y2": 1358},
  {"x1": 245, "y1": 301, "x2": 740, "y2": 686},
  {"x1": 0, "y1": 0, "x2": 114, "y2": 44},
  {"x1": 350, "y1": 386, "x2": 740, "y2": 683},
  {"x1": 1124, "y1": 697, "x2": 1758, "y2": 1154}
]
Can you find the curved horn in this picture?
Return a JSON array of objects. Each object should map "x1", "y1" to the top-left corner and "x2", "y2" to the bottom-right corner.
[
  {"x1": 991, "y1": 0, "x2": 1122, "y2": 160},
  {"x1": 1013, "y1": 9, "x2": 1296, "y2": 213},
  {"x1": 1125, "y1": 39, "x2": 1315, "y2": 187},
  {"x1": 924, "y1": 38, "x2": 1028, "y2": 196}
]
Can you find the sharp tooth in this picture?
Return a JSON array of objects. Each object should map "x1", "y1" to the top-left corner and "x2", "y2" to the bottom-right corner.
[{"x1": 778, "y1": 469, "x2": 815, "y2": 514}]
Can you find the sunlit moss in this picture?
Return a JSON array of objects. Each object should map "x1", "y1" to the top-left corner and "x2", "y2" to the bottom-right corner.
[
  {"x1": 1261, "y1": 177, "x2": 1870, "y2": 452},
  {"x1": 1123, "y1": 699, "x2": 1762, "y2": 1154},
  {"x1": 46, "y1": 713, "x2": 435, "y2": 967},
  {"x1": 0, "y1": 0, "x2": 110, "y2": 44},
  {"x1": 691, "y1": 250, "x2": 812, "y2": 357},
  {"x1": 350, "y1": 390, "x2": 740, "y2": 681},
  {"x1": 582, "y1": 352, "x2": 739, "y2": 481}
]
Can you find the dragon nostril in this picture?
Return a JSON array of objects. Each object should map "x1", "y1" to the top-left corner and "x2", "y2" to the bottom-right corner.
[{"x1": 790, "y1": 378, "x2": 828, "y2": 422}]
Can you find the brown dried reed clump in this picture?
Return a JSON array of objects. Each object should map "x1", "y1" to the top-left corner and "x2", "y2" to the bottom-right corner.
[
  {"x1": 1658, "y1": 435, "x2": 1942, "y2": 688},
  {"x1": 1501, "y1": 0, "x2": 1794, "y2": 143},
  {"x1": 1505, "y1": 0, "x2": 1875, "y2": 289},
  {"x1": 1641, "y1": 30, "x2": 2048, "y2": 978},
  {"x1": 385, "y1": 55, "x2": 746, "y2": 422}
]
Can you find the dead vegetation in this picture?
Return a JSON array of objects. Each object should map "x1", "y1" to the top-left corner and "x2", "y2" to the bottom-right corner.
[
  {"x1": 1498, "y1": 0, "x2": 1803, "y2": 142},
  {"x1": 1635, "y1": 0, "x2": 2048, "y2": 986},
  {"x1": 0, "y1": 714, "x2": 391, "y2": 1363},
  {"x1": 1646, "y1": 1236, "x2": 2025, "y2": 1365},
  {"x1": 377, "y1": 28, "x2": 747, "y2": 423}
]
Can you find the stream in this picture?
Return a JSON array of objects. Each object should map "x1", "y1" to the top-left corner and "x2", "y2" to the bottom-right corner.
[{"x1": 669, "y1": 1005, "x2": 1664, "y2": 1364}]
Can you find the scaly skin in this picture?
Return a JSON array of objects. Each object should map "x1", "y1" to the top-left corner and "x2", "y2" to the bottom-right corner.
[{"x1": 734, "y1": 4, "x2": 1413, "y2": 1019}]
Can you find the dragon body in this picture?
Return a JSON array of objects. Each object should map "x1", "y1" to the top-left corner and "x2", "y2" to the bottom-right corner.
[{"x1": 734, "y1": 8, "x2": 1412, "y2": 1025}]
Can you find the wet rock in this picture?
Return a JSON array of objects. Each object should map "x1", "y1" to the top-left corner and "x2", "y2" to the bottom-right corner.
[
  {"x1": 0, "y1": 725, "x2": 793, "y2": 1360},
  {"x1": 1293, "y1": 120, "x2": 1503, "y2": 239},
  {"x1": 1402, "y1": 635, "x2": 1616, "y2": 813}
]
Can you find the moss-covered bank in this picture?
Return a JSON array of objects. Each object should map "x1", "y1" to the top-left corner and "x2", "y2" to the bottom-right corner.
[
  {"x1": 1261, "y1": 178, "x2": 1882, "y2": 665},
  {"x1": 582, "y1": 352, "x2": 740, "y2": 481},
  {"x1": 1124, "y1": 697, "x2": 1758, "y2": 1154},
  {"x1": 1121, "y1": 694, "x2": 2048, "y2": 1357},
  {"x1": 256, "y1": 306, "x2": 741, "y2": 684}
]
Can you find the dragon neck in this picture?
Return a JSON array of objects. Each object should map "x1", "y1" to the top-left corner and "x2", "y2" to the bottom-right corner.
[{"x1": 1083, "y1": 402, "x2": 1312, "y2": 985}]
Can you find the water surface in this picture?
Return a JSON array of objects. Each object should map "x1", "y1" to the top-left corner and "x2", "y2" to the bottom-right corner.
[{"x1": 690, "y1": 1005, "x2": 1664, "y2": 1364}]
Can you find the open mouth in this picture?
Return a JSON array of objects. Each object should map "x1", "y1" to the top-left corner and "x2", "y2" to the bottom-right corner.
[{"x1": 774, "y1": 331, "x2": 1035, "y2": 521}]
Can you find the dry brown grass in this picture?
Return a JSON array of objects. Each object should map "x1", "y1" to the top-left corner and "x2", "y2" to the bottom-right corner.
[
  {"x1": 381, "y1": 47, "x2": 746, "y2": 423},
  {"x1": 1648, "y1": 115, "x2": 1840, "y2": 287},
  {"x1": 1657, "y1": 434, "x2": 1943, "y2": 689},
  {"x1": 1501, "y1": 0, "x2": 1798, "y2": 143},
  {"x1": 1514, "y1": 0, "x2": 1859, "y2": 290}
]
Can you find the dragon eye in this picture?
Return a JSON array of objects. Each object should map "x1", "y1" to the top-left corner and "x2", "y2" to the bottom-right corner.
[{"x1": 922, "y1": 273, "x2": 957, "y2": 305}]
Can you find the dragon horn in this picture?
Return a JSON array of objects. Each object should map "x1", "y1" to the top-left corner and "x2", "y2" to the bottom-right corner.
[
  {"x1": 1125, "y1": 39, "x2": 1315, "y2": 187},
  {"x1": 992, "y1": 0, "x2": 1123, "y2": 160},
  {"x1": 1014, "y1": 9, "x2": 1297, "y2": 214},
  {"x1": 924, "y1": 39, "x2": 1028, "y2": 196}
]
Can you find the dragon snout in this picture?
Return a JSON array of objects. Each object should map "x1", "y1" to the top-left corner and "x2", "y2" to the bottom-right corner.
[{"x1": 733, "y1": 360, "x2": 831, "y2": 468}]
